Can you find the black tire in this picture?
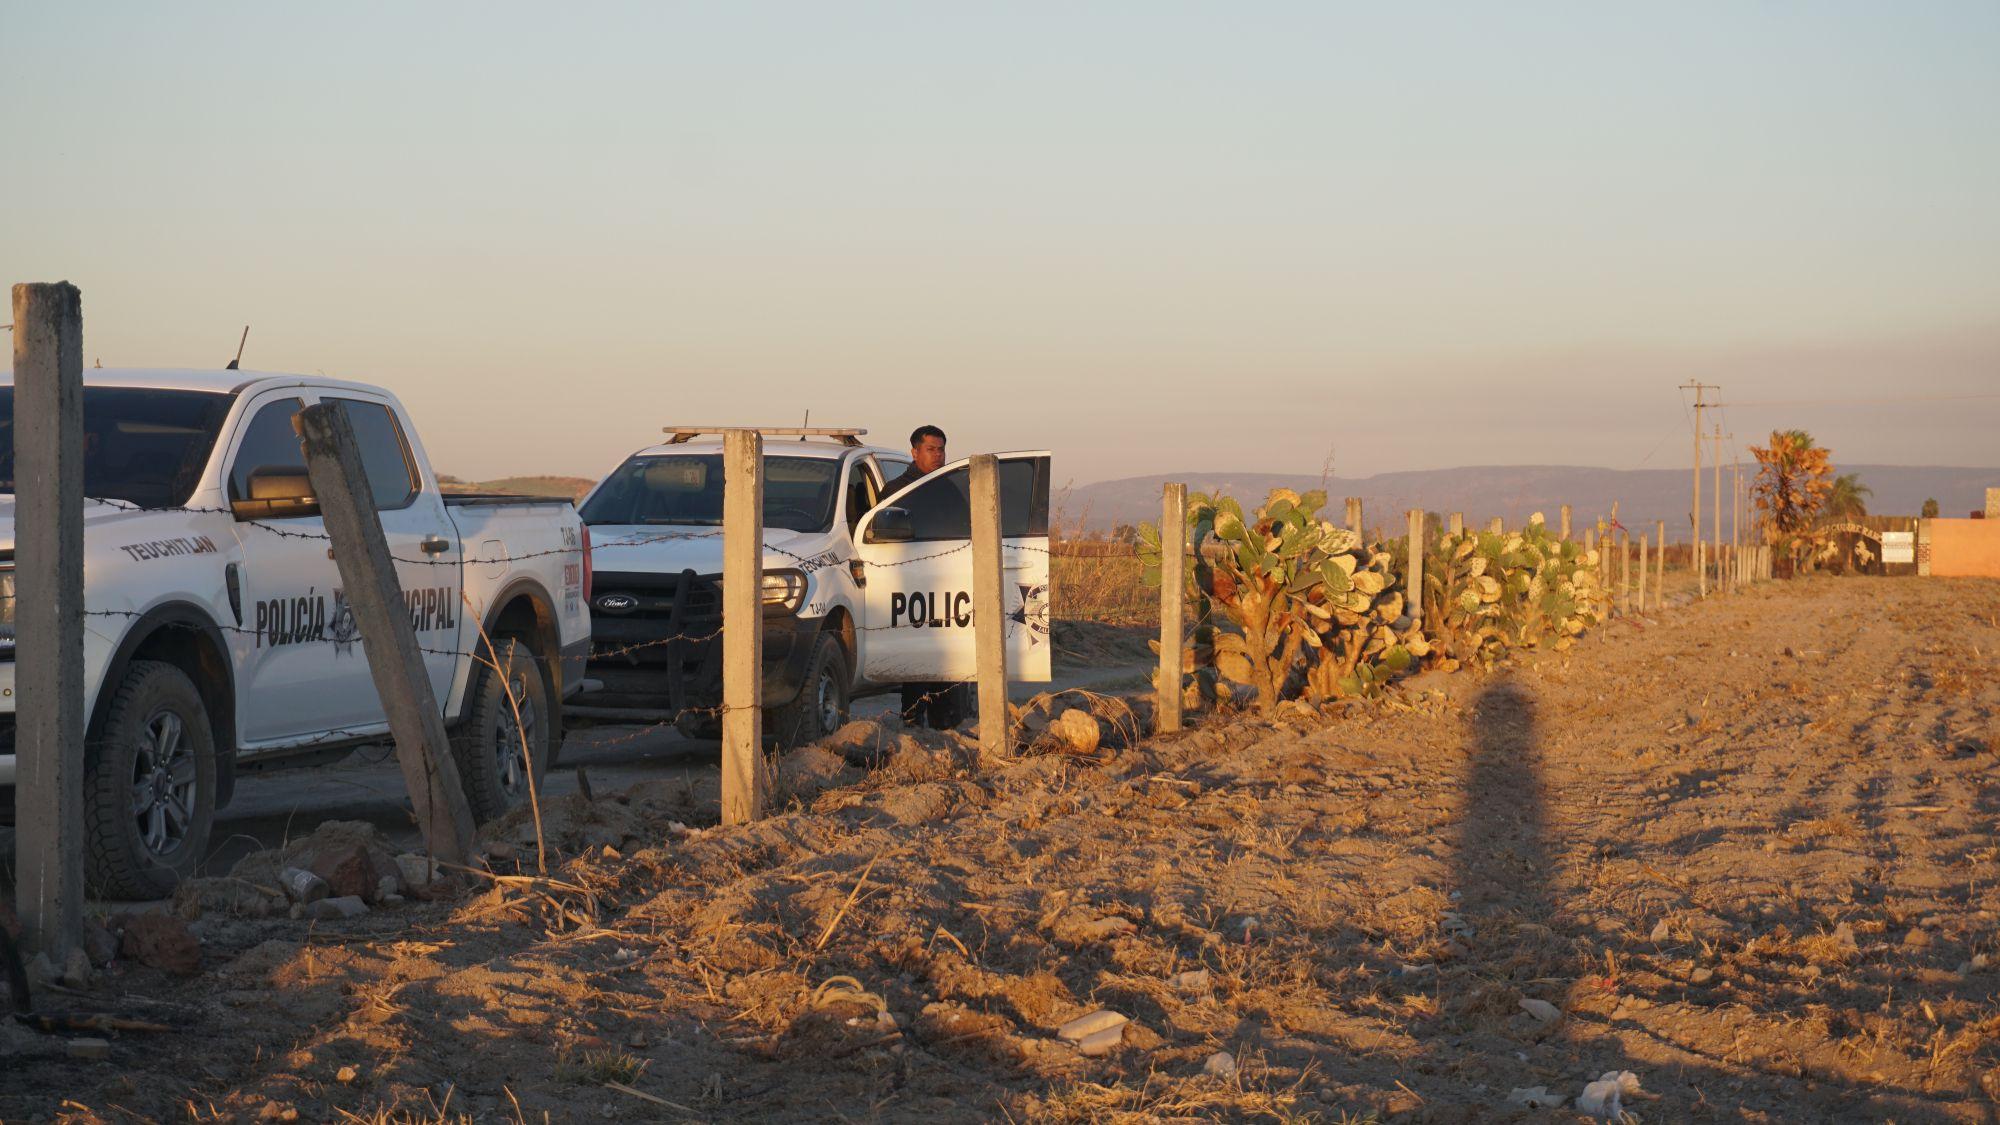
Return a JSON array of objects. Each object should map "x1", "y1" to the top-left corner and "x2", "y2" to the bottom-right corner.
[
  {"x1": 900, "y1": 681, "x2": 969, "y2": 731},
  {"x1": 451, "y1": 636, "x2": 556, "y2": 823},
  {"x1": 85, "y1": 660, "x2": 218, "y2": 900},
  {"x1": 765, "y1": 633, "x2": 850, "y2": 749},
  {"x1": 674, "y1": 710, "x2": 723, "y2": 741}
]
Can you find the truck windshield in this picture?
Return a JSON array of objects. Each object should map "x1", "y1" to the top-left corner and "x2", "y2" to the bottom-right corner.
[
  {"x1": 579, "y1": 454, "x2": 841, "y2": 533},
  {"x1": 0, "y1": 387, "x2": 234, "y2": 508}
]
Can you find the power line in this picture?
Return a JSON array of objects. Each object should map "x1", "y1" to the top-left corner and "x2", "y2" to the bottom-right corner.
[{"x1": 1724, "y1": 392, "x2": 2000, "y2": 408}]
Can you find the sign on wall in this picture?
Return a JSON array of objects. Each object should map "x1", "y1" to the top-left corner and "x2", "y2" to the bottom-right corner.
[{"x1": 1882, "y1": 531, "x2": 1914, "y2": 564}]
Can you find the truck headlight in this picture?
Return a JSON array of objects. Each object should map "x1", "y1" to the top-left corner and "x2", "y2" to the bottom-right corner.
[
  {"x1": 760, "y1": 570, "x2": 808, "y2": 612},
  {"x1": 716, "y1": 570, "x2": 808, "y2": 613}
]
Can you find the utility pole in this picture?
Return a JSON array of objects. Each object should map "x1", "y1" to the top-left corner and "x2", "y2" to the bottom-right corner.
[{"x1": 1679, "y1": 382, "x2": 1721, "y2": 597}]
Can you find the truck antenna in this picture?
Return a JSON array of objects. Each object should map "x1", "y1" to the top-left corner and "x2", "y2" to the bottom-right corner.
[
  {"x1": 801, "y1": 409, "x2": 810, "y2": 440},
  {"x1": 225, "y1": 325, "x2": 250, "y2": 370}
]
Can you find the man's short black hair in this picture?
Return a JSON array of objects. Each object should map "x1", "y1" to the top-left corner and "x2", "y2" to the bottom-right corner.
[{"x1": 910, "y1": 425, "x2": 946, "y2": 447}]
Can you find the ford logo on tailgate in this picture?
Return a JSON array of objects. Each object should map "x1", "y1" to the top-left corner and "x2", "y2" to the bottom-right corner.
[{"x1": 594, "y1": 594, "x2": 638, "y2": 614}]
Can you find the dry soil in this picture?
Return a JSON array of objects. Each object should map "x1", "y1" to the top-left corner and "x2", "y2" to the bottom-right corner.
[{"x1": 5, "y1": 576, "x2": 2000, "y2": 1123}]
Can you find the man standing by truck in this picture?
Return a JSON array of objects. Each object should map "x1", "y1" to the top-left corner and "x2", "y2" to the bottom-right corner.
[
  {"x1": 888, "y1": 424, "x2": 970, "y2": 730},
  {"x1": 890, "y1": 424, "x2": 948, "y2": 492}
]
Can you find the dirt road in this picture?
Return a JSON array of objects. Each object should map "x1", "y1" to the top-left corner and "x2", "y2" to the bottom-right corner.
[{"x1": 6, "y1": 578, "x2": 2000, "y2": 1122}]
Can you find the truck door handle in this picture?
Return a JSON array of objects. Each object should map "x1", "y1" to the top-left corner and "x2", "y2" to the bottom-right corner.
[{"x1": 420, "y1": 534, "x2": 451, "y2": 555}]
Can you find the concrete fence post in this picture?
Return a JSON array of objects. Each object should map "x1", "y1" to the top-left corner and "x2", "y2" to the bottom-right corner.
[
  {"x1": 1560, "y1": 505, "x2": 1571, "y2": 540},
  {"x1": 1406, "y1": 509, "x2": 1425, "y2": 625},
  {"x1": 1345, "y1": 497, "x2": 1363, "y2": 538},
  {"x1": 12, "y1": 281, "x2": 86, "y2": 961},
  {"x1": 721, "y1": 429, "x2": 767, "y2": 824},
  {"x1": 1157, "y1": 482, "x2": 1186, "y2": 734},
  {"x1": 1655, "y1": 521, "x2": 1666, "y2": 610},
  {"x1": 1488, "y1": 517, "x2": 1503, "y2": 535},
  {"x1": 1620, "y1": 532, "x2": 1631, "y2": 617},
  {"x1": 1449, "y1": 512, "x2": 1463, "y2": 537},
  {"x1": 298, "y1": 402, "x2": 478, "y2": 865},
  {"x1": 1637, "y1": 531, "x2": 1649, "y2": 614},
  {"x1": 971, "y1": 454, "x2": 1009, "y2": 760}
]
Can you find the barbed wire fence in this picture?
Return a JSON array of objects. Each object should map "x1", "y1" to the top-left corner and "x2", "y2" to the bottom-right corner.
[{"x1": 10, "y1": 280, "x2": 1782, "y2": 966}]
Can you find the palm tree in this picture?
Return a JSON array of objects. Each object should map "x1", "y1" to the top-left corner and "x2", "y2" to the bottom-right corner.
[
  {"x1": 1824, "y1": 473, "x2": 1872, "y2": 520},
  {"x1": 1751, "y1": 430, "x2": 1834, "y2": 538}
]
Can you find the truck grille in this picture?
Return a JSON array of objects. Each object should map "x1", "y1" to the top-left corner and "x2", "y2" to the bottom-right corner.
[
  {"x1": 589, "y1": 569, "x2": 719, "y2": 627},
  {"x1": 586, "y1": 569, "x2": 724, "y2": 709}
]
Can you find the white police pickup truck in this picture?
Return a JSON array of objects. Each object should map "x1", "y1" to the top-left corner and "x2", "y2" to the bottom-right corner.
[
  {"x1": 0, "y1": 369, "x2": 591, "y2": 898},
  {"x1": 576, "y1": 428, "x2": 1050, "y2": 745}
]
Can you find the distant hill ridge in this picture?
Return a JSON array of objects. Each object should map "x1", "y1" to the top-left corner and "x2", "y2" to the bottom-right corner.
[
  {"x1": 438, "y1": 474, "x2": 595, "y2": 501},
  {"x1": 1059, "y1": 464, "x2": 2000, "y2": 541}
]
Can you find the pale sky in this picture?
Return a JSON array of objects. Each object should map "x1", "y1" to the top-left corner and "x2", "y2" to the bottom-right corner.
[{"x1": 5, "y1": 2, "x2": 1996, "y2": 485}]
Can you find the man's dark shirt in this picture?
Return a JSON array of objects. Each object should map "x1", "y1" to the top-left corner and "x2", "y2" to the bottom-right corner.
[{"x1": 887, "y1": 463, "x2": 931, "y2": 495}]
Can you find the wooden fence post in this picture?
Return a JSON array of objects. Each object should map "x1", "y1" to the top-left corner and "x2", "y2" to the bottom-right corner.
[
  {"x1": 1157, "y1": 482, "x2": 1186, "y2": 734},
  {"x1": 720, "y1": 429, "x2": 766, "y2": 824},
  {"x1": 1405, "y1": 509, "x2": 1425, "y2": 625},
  {"x1": 1449, "y1": 512, "x2": 1463, "y2": 537},
  {"x1": 13, "y1": 281, "x2": 86, "y2": 961},
  {"x1": 971, "y1": 455, "x2": 1009, "y2": 759},
  {"x1": 1560, "y1": 505, "x2": 1571, "y2": 540},
  {"x1": 1345, "y1": 497, "x2": 1363, "y2": 538},
  {"x1": 298, "y1": 403, "x2": 477, "y2": 865}
]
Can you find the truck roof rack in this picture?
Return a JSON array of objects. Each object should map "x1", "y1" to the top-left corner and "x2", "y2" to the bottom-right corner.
[{"x1": 661, "y1": 426, "x2": 868, "y2": 447}]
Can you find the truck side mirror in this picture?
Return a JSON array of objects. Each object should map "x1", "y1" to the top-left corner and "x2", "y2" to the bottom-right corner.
[
  {"x1": 231, "y1": 466, "x2": 321, "y2": 520},
  {"x1": 866, "y1": 506, "x2": 914, "y2": 544}
]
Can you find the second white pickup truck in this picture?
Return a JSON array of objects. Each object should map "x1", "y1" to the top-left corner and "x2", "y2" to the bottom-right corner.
[
  {"x1": 575, "y1": 427, "x2": 1052, "y2": 745},
  {"x1": 0, "y1": 369, "x2": 592, "y2": 898}
]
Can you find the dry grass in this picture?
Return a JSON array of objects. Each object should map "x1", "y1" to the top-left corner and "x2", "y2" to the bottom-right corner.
[
  {"x1": 551, "y1": 1045, "x2": 645, "y2": 1086},
  {"x1": 1051, "y1": 539, "x2": 1155, "y2": 626}
]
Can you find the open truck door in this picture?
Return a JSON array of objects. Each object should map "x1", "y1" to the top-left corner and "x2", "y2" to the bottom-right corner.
[{"x1": 853, "y1": 452, "x2": 1051, "y2": 683}]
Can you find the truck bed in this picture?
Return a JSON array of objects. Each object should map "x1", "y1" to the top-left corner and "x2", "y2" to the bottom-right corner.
[{"x1": 442, "y1": 493, "x2": 577, "y2": 508}]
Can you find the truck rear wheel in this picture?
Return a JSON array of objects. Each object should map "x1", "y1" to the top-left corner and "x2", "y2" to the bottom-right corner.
[
  {"x1": 85, "y1": 660, "x2": 218, "y2": 900},
  {"x1": 766, "y1": 633, "x2": 850, "y2": 749},
  {"x1": 452, "y1": 636, "x2": 555, "y2": 822}
]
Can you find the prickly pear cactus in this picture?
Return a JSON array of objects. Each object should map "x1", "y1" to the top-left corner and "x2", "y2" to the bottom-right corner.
[
  {"x1": 1143, "y1": 488, "x2": 1362, "y2": 712},
  {"x1": 1299, "y1": 543, "x2": 1426, "y2": 700},
  {"x1": 1420, "y1": 515, "x2": 1611, "y2": 664}
]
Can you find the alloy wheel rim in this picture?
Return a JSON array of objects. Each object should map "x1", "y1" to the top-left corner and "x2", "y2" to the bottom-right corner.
[
  {"x1": 129, "y1": 708, "x2": 197, "y2": 860},
  {"x1": 816, "y1": 667, "x2": 842, "y2": 732},
  {"x1": 494, "y1": 672, "x2": 538, "y2": 799}
]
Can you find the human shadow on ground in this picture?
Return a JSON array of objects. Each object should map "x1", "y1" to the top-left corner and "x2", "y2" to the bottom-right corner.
[{"x1": 1452, "y1": 679, "x2": 1558, "y2": 949}]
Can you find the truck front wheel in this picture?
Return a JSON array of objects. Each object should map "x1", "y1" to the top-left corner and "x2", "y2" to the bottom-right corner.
[
  {"x1": 765, "y1": 633, "x2": 850, "y2": 749},
  {"x1": 85, "y1": 660, "x2": 218, "y2": 900},
  {"x1": 452, "y1": 636, "x2": 555, "y2": 822}
]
